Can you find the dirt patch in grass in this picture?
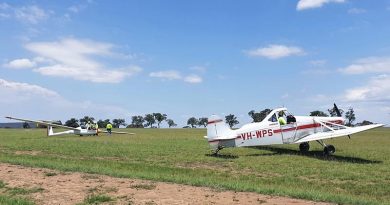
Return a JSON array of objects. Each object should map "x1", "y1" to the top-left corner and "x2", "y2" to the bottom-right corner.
[
  {"x1": 0, "y1": 163, "x2": 333, "y2": 205},
  {"x1": 14, "y1": 150, "x2": 41, "y2": 156}
]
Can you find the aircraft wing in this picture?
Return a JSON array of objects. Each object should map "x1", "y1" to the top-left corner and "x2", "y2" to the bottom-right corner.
[
  {"x1": 5, "y1": 116, "x2": 80, "y2": 131},
  {"x1": 99, "y1": 129, "x2": 135, "y2": 135},
  {"x1": 294, "y1": 124, "x2": 384, "y2": 143}
]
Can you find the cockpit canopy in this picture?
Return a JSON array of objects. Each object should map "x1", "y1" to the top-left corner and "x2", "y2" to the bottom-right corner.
[{"x1": 263, "y1": 108, "x2": 296, "y2": 124}]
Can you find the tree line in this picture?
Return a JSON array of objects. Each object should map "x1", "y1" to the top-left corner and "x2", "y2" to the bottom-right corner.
[{"x1": 30, "y1": 106, "x2": 373, "y2": 129}]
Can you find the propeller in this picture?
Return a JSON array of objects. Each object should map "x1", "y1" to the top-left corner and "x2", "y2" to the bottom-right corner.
[{"x1": 333, "y1": 103, "x2": 342, "y2": 117}]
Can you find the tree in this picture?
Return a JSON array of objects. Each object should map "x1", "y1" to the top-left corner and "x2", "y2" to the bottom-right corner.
[
  {"x1": 153, "y1": 113, "x2": 167, "y2": 128},
  {"x1": 144, "y1": 114, "x2": 156, "y2": 128},
  {"x1": 356, "y1": 120, "x2": 373, "y2": 126},
  {"x1": 112, "y1": 119, "x2": 126, "y2": 128},
  {"x1": 187, "y1": 117, "x2": 198, "y2": 128},
  {"x1": 65, "y1": 118, "x2": 79, "y2": 128},
  {"x1": 80, "y1": 116, "x2": 95, "y2": 124},
  {"x1": 225, "y1": 114, "x2": 239, "y2": 128},
  {"x1": 130, "y1": 116, "x2": 144, "y2": 128},
  {"x1": 328, "y1": 107, "x2": 344, "y2": 117},
  {"x1": 248, "y1": 109, "x2": 271, "y2": 122},
  {"x1": 97, "y1": 119, "x2": 111, "y2": 128},
  {"x1": 22, "y1": 122, "x2": 30, "y2": 129},
  {"x1": 345, "y1": 107, "x2": 356, "y2": 126},
  {"x1": 166, "y1": 119, "x2": 177, "y2": 128},
  {"x1": 309, "y1": 110, "x2": 329, "y2": 117},
  {"x1": 198, "y1": 117, "x2": 208, "y2": 127}
]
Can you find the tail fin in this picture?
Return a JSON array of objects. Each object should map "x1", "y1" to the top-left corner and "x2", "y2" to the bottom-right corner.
[
  {"x1": 206, "y1": 115, "x2": 235, "y2": 141},
  {"x1": 47, "y1": 126, "x2": 53, "y2": 136}
]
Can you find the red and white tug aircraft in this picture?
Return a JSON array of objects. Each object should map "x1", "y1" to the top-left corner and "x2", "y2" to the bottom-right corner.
[
  {"x1": 205, "y1": 105, "x2": 384, "y2": 155},
  {"x1": 5, "y1": 116, "x2": 133, "y2": 136}
]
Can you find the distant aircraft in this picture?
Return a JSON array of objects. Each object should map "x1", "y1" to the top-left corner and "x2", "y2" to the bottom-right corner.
[
  {"x1": 5, "y1": 116, "x2": 134, "y2": 136},
  {"x1": 205, "y1": 104, "x2": 384, "y2": 155}
]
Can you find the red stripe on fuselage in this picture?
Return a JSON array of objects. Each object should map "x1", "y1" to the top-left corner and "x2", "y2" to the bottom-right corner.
[{"x1": 207, "y1": 119, "x2": 223, "y2": 125}]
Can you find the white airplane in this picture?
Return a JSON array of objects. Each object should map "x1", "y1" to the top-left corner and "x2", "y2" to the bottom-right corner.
[
  {"x1": 205, "y1": 104, "x2": 384, "y2": 155},
  {"x1": 5, "y1": 116, "x2": 134, "y2": 136}
]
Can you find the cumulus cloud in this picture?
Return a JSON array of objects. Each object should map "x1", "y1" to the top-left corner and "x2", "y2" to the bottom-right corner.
[
  {"x1": 4, "y1": 58, "x2": 36, "y2": 69},
  {"x1": 344, "y1": 75, "x2": 390, "y2": 102},
  {"x1": 246, "y1": 44, "x2": 305, "y2": 59},
  {"x1": 0, "y1": 78, "x2": 59, "y2": 97},
  {"x1": 339, "y1": 57, "x2": 390, "y2": 74},
  {"x1": 149, "y1": 70, "x2": 203, "y2": 84},
  {"x1": 9, "y1": 38, "x2": 142, "y2": 83},
  {"x1": 297, "y1": 0, "x2": 345, "y2": 11}
]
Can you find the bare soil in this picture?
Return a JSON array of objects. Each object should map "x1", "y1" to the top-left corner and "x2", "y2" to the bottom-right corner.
[{"x1": 0, "y1": 163, "x2": 332, "y2": 205}]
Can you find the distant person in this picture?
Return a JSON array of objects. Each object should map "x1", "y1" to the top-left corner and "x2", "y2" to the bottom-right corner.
[
  {"x1": 278, "y1": 112, "x2": 286, "y2": 126},
  {"x1": 106, "y1": 123, "x2": 113, "y2": 135},
  {"x1": 87, "y1": 121, "x2": 92, "y2": 130}
]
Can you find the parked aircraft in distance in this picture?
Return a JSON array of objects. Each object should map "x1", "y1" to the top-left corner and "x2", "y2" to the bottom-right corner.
[{"x1": 5, "y1": 116, "x2": 134, "y2": 136}]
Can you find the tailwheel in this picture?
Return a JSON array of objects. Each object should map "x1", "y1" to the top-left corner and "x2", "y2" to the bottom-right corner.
[
  {"x1": 299, "y1": 142, "x2": 310, "y2": 153},
  {"x1": 324, "y1": 145, "x2": 336, "y2": 155}
]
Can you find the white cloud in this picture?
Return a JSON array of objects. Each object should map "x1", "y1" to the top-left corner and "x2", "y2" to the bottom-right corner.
[
  {"x1": 344, "y1": 75, "x2": 390, "y2": 102},
  {"x1": 0, "y1": 78, "x2": 131, "y2": 122},
  {"x1": 184, "y1": 74, "x2": 202, "y2": 84},
  {"x1": 14, "y1": 38, "x2": 142, "y2": 83},
  {"x1": 34, "y1": 64, "x2": 141, "y2": 83},
  {"x1": 246, "y1": 44, "x2": 305, "y2": 59},
  {"x1": 149, "y1": 70, "x2": 203, "y2": 84},
  {"x1": 0, "y1": 78, "x2": 59, "y2": 97},
  {"x1": 297, "y1": 0, "x2": 345, "y2": 11},
  {"x1": 4, "y1": 58, "x2": 36, "y2": 69},
  {"x1": 149, "y1": 70, "x2": 181, "y2": 80},
  {"x1": 339, "y1": 57, "x2": 390, "y2": 74},
  {"x1": 348, "y1": 8, "x2": 367, "y2": 14},
  {"x1": 14, "y1": 5, "x2": 49, "y2": 24}
]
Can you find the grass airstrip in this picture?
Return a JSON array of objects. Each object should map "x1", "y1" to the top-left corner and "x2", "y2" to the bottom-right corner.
[{"x1": 0, "y1": 127, "x2": 389, "y2": 205}]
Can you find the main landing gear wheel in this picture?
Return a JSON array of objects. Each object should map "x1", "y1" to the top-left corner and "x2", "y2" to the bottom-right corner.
[
  {"x1": 299, "y1": 142, "x2": 310, "y2": 153},
  {"x1": 323, "y1": 145, "x2": 336, "y2": 156}
]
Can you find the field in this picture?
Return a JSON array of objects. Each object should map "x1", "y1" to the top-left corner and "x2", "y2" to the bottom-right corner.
[{"x1": 0, "y1": 127, "x2": 389, "y2": 205}]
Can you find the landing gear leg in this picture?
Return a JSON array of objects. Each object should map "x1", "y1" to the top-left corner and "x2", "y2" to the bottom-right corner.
[
  {"x1": 316, "y1": 140, "x2": 335, "y2": 155},
  {"x1": 299, "y1": 142, "x2": 310, "y2": 153},
  {"x1": 212, "y1": 145, "x2": 224, "y2": 156}
]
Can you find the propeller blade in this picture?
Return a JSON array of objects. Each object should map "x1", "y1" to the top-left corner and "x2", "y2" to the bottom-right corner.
[{"x1": 334, "y1": 103, "x2": 342, "y2": 117}]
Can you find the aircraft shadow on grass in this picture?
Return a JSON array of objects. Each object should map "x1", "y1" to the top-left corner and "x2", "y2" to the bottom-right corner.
[
  {"x1": 247, "y1": 146, "x2": 382, "y2": 164},
  {"x1": 205, "y1": 153, "x2": 239, "y2": 159}
]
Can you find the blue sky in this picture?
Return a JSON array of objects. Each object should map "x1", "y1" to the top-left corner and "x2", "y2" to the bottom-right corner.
[{"x1": 1, "y1": 0, "x2": 390, "y2": 127}]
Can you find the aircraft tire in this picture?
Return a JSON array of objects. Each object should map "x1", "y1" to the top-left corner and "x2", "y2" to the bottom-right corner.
[
  {"x1": 299, "y1": 142, "x2": 310, "y2": 153},
  {"x1": 324, "y1": 145, "x2": 335, "y2": 155}
]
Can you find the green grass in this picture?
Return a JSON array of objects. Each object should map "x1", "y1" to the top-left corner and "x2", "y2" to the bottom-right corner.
[
  {"x1": 0, "y1": 128, "x2": 389, "y2": 205},
  {"x1": 84, "y1": 194, "x2": 113, "y2": 204},
  {"x1": 6, "y1": 187, "x2": 44, "y2": 195},
  {"x1": 0, "y1": 195, "x2": 34, "y2": 205},
  {"x1": 0, "y1": 180, "x2": 35, "y2": 205}
]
